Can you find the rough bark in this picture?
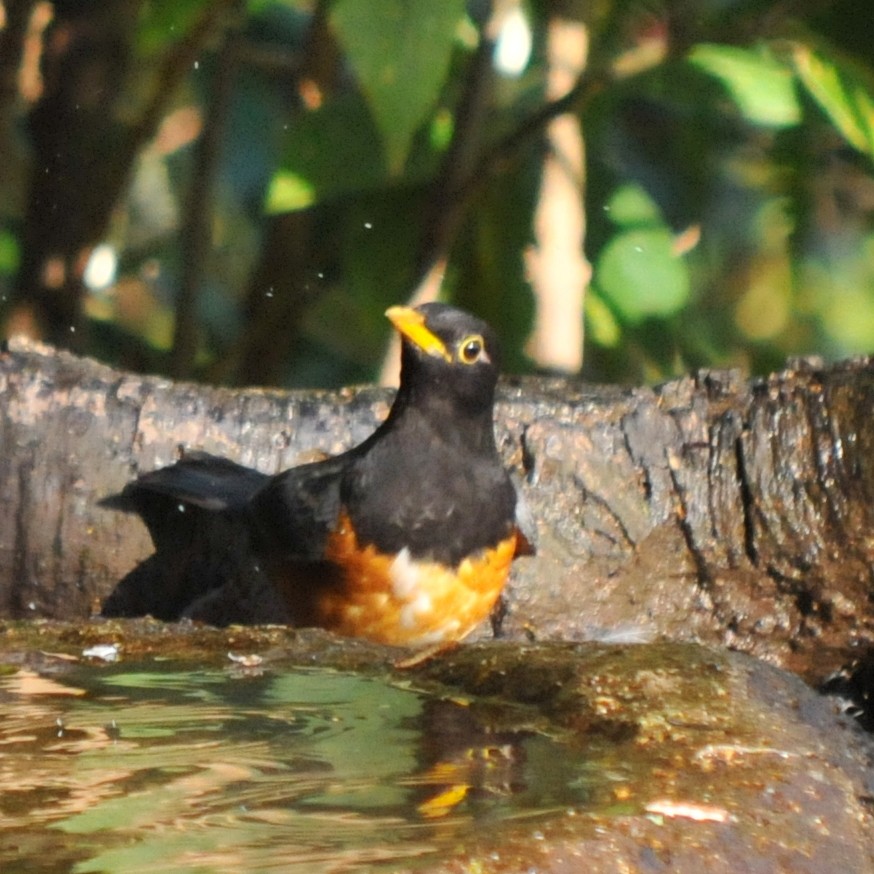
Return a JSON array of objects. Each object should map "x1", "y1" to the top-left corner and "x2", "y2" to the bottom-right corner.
[{"x1": 2, "y1": 337, "x2": 873, "y2": 692}]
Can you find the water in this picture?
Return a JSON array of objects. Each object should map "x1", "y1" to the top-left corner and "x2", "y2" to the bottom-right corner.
[{"x1": 0, "y1": 660, "x2": 608, "y2": 873}]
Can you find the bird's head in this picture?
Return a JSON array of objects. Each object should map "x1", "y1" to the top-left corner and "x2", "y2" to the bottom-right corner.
[{"x1": 386, "y1": 303, "x2": 502, "y2": 418}]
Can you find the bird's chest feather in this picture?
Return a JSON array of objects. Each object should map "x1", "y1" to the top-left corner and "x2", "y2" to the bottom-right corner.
[
  {"x1": 341, "y1": 434, "x2": 515, "y2": 565},
  {"x1": 314, "y1": 510, "x2": 516, "y2": 646}
]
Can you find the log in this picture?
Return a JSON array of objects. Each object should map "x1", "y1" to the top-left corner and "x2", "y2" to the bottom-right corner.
[{"x1": 2, "y1": 336, "x2": 873, "y2": 689}]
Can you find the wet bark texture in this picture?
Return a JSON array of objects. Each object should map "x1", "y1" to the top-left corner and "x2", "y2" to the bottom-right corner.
[{"x1": 2, "y1": 337, "x2": 873, "y2": 691}]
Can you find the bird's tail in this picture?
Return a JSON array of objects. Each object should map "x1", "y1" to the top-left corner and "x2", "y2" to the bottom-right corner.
[
  {"x1": 101, "y1": 450, "x2": 270, "y2": 556},
  {"x1": 100, "y1": 451, "x2": 272, "y2": 622},
  {"x1": 103, "y1": 450, "x2": 269, "y2": 515}
]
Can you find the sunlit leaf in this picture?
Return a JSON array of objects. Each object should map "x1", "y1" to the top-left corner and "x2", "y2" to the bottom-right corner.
[
  {"x1": 821, "y1": 284, "x2": 874, "y2": 350},
  {"x1": 429, "y1": 107, "x2": 454, "y2": 152},
  {"x1": 604, "y1": 182, "x2": 663, "y2": 228},
  {"x1": 790, "y1": 43, "x2": 874, "y2": 159},
  {"x1": 689, "y1": 44, "x2": 801, "y2": 128},
  {"x1": 734, "y1": 256, "x2": 791, "y2": 340},
  {"x1": 804, "y1": 233, "x2": 874, "y2": 352},
  {"x1": 585, "y1": 290, "x2": 621, "y2": 348},
  {"x1": 265, "y1": 170, "x2": 316, "y2": 213},
  {"x1": 596, "y1": 227, "x2": 690, "y2": 323},
  {"x1": 330, "y1": 0, "x2": 465, "y2": 174}
]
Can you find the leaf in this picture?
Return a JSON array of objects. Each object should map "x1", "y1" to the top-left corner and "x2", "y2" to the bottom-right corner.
[
  {"x1": 266, "y1": 92, "x2": 386, "y2": 212},
  {"x1": 688, "y1": 44, "x2": 801, "y2": 128},
  {"x1": 0, "y1": 229, "x2": 20, "y2": 275},
  {"x1": 595, "y1": 227, "x2": 690, "y2": 324},
  {"x1": 585, "y1": 290, "x2": 621, "y2": 349},
  {"x1": 135, "y1": 0, "x2": 212, "y2": 56},
  {"x1": 330, "y1": 0, "x2": 465, "y2": 174},
  {"x1": 265, "y1": 170, "x2": 316, "y2": 213},
  {"x1": 790, "y1": 43, "x2": 874, "y2": 160},
  {"x1": 604, "y1": 182, "x2": 663, "y2": 228}
]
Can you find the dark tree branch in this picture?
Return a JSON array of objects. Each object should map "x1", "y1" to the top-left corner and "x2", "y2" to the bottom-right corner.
[
  {"x1": 6, "y1": 0, "x2": 241, "y2": 350},
  {"x1": 411, "y1": 1, "x2": 501, "y2": 287},
  {"x1": 171, "y1": 1, "x2": 246, "y2": 379},
  {"x1": 0, "y1": 0, "x2": 34, "y2": 110}
]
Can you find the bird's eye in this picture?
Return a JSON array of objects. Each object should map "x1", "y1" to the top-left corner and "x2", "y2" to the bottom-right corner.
[{"x1": 458, "y1": 334, "x2": 485, "y2": 364}]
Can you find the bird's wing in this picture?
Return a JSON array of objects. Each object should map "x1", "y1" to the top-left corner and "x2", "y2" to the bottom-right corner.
[
  {"x1": 104, "y1": 451, "x2": 270, "y2": 513},
  {"x1": 247, "y1": 455, "x2": 347, "y2": 562}
]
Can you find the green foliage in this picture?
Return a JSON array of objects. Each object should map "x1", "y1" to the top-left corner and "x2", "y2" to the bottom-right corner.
[
  {"x1": 0, "y1": 231, "x2": 19, "y2": 276},
  {"x1": 451, "y1": 152, "x2": 541, "y2": 373},
  {"x1": 790, "y1": 44, "x2": 874, "y2": 159},
  {"x1": 266, "y1": 92, "x2": 388, "y2": 211},
  {"x1": 595, "y1": 183, "x2": 690, "y2": 325},
  {"x1": 581, "y1": 13, "x2": 874, "y2": 381},
  {"x1": 689, "y1": 44, "x2": 801, "y2": 128},
  {"x1": 299, "y1": 188, "x2": 426, "y2": 370},
  {"x1": 135, "y1": 0, "x2": 212, "y2": 56},
  {"x1": 3, "y1": 0, "x2": 874, "y2": 386},
  {"x1": 597, "y1": 228, "x2": 690, "y2": 324},
  {"x1": 329, "y1": 0, "x2": 466, "y2": 174}
]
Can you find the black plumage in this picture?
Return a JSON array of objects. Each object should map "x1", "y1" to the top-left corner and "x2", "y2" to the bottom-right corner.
[{"x1": 103, "y1": 303, "x2": 531, "y2": 642}]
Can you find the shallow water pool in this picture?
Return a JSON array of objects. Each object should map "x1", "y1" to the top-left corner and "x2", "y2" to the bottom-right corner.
[{"x1": 0, "y1": 659, "x2": 609, "y2": 873}]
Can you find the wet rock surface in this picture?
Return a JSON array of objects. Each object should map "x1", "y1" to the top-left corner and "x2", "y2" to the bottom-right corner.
[
  {"x1": 419, "y1": 641, "x2": 874, "y2": 873},
  {"x1": 0, "y1": 621, "x2": 871, "y2": 873}
]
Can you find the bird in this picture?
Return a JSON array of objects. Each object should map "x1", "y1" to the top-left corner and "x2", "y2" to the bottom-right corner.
[{"x1": 102, "y1": 303, "x2": 533, "y2": 646}]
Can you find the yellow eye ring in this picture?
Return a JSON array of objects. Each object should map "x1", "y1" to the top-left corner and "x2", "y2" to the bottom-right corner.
[{"x1": 458, "y1": 334, "x2": 485, "y2": 364}]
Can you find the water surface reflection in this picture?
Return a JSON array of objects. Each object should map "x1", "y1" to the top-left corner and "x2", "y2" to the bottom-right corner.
[{"x1": 0, "y1": 661, "x2": 605, "y2": 872}]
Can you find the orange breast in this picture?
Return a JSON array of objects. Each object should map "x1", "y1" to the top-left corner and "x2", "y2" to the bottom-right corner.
[{"x1": 308, "y1": 511, "x2": 517, "y2": 646}]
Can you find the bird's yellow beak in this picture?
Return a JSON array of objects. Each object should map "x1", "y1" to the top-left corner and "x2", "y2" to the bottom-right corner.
[{"x1": 385, "y1": 306, "x2": 451, "y2": 361}]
